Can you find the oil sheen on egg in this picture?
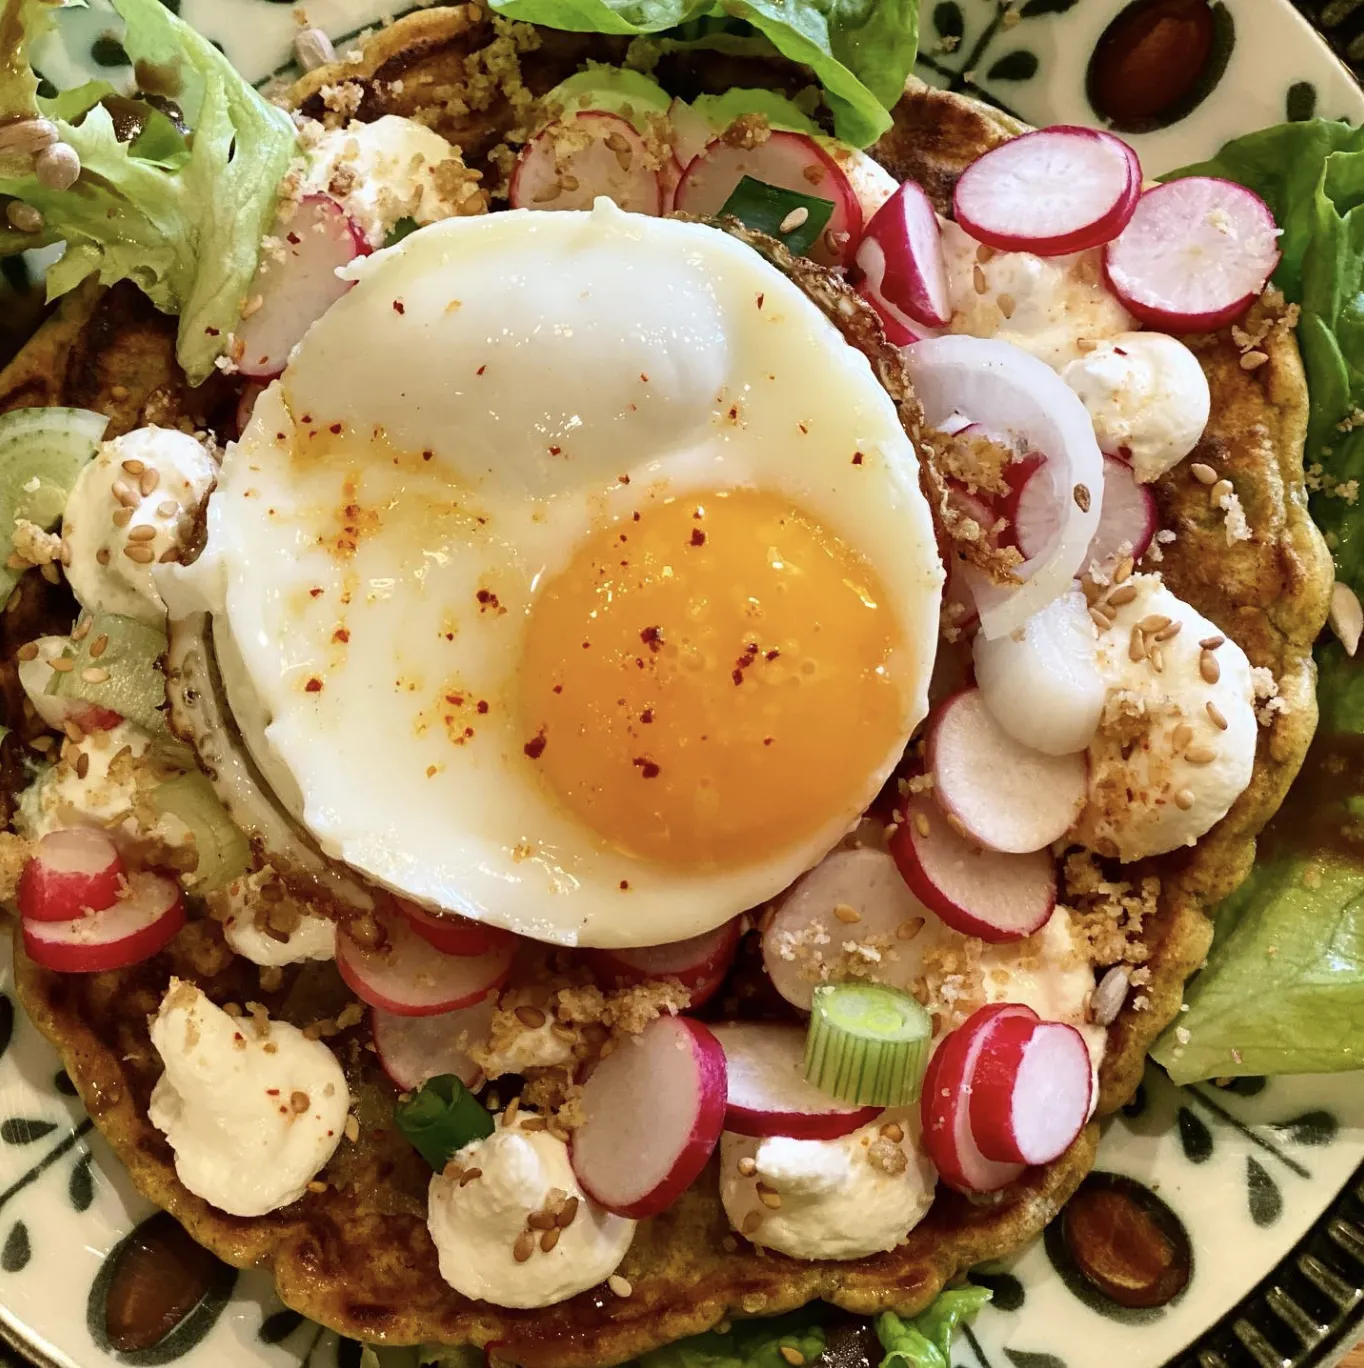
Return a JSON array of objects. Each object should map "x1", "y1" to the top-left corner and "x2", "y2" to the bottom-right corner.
[{"x1": 173, "y1": 202, "x2": 942, "y2": 946}]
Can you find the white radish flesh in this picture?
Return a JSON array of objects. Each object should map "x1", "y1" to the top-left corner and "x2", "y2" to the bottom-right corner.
[
  {"x1": 889, "y1": 791, "x2": 1056, "y2": 942},
  {"x1": 337, "y1": 912, "x2": 512, "y2": 1017},
  {"x1": 762, "y1": 847, "x2": 933, "y2": 1011},
  {"x1": 236, "y1": 195, "x2": 369, "y2": 380},
  {"x1": 17, "y1": 827, "x2": 125, "y2": 923},
  {"x1": 1103, "y1": 177, "x2": 1281, "y2": 331},
  {"x1": 673, "y1": 131, "x2": 861, "y2": 267},
  {"x1": 967, "y1": 1014, "x2": 1092, "y2": 1165},
  {"x1": 921, "y1": 1002, "x2": 1033, "y2": 1193},
  {"x1": 904, "y1": 336, "x2": 1103, "y2": 639},
  {"x1": 570, "y1": 1014, "x2": 727, "y2": 1219},
  {"x1": 1010, "y1": 454, "x2": 1156, "y2": 570},
  {"x1": 928, "y1": 689, "x2": 1087, "y2": 853},
  {"x1": 509, "y1": 112, "x2": 663, "y2": 216},
  {"x1": 22, "y1": 871, "x2": 185, "y2": 974},
  {"x1": 395, "y1": 896, "x2": 515, "y2": 958},
  {"x1": 709, "y1": 1021, "x2": 881, "y2": 1139},
  {"x1": 855, "y1": 181, "x2": 951, "y2": 329},
  {"x1": 972, "y1": 590, "x2": 1106, "y2": 757},
  {"x1": 372, "y1": 996, "x2": 494, "y2": 1093},
  {"x1": 953, "y1": 126, "x2": 1140, "y2": 257}
]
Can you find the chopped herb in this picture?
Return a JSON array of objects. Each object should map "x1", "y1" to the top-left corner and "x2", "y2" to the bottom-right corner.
[
  {"x1": 383, "y1": 216, "x2": 421, "y2": 248},
  {"x1": 717, "y1": 176, "x2": 835, "y2": 257},
  {"x1": 394, "y1": 1075, "x2": 494, "y2": 1172}
]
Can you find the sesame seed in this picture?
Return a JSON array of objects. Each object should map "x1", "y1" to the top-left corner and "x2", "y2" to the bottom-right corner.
[
  {"x1": 557, "y1": 1196, "x2": 579, "y2": 1228},
  {"x1": 513, "y1": 1230, "x2": 535, "y2": 1263},
  {"x1": 16, "y1": 642, "x2": 37, "y2": 661},
  {"x1": 1107, "y1": 584, "x2": 1138, "y2": 607},
  {"x1": 81, "y1": 667, "x2": 108, "y2": 684},
  {"x1": 1199, "y1": 635, "x2": 1225, "y2": 651},
  {"x1": 780, "y1": 1349, "x2": 805, "y2": 1366},
  {"x1": 95, "y1": 548, "x2": 110, "y2": 566},
  {"x1": 459, "y1": 1167, "x2": 482, "y2": 1186},
  {"x1": 1200, "y1": 650, "x2": 1221, "y2": 684},
  {"x1": 1155, "y1": 620, "x2": 1182, "y2": 642},
  {"x1": 120, "y1": 459, "x2": 145, "y2": 476},
  {"x1": 290, "y1": 1090, "x2": 310, "y2": 1113},
  {"x1": 89, "y1": 634, "x2": 108, "y2": 658},
  {"x1": 1184, "y1": 744, "x2": 1218, "y2": 766},
  {"x1": 973, "y1": 264, "x2": 988, "y2": 295},
  {"x1": 608, "y1": 1275, "x2": 633, "y2": 1297},
  {"x1": 156, "y1": 500, "x2": 179, "y2": 518},
  {"x1": 140, "y1": 467, "x2": 160, "y2": 496},
  {"x1": 832, "y1": 902, "x2": 860, "y2": 924},
  {"x1": 897, "y1": 916, "x2": 925, "y2": 941},
  {"x1": 344, "y1": 1114, "x2": 360, "y2": 1142},
  {"x1": 111, "y1": 507, "x2": 133, "y2": 528},
  {"x1": 778, "y1": 206, "x2": 809, "y2": 233},
  {"x1": 1207, "y1": 700, "x2": 1228, "y2": 730},
  {"x1": 738, "y1": 1156, "x2": 758, "y2": 1176},
  {"x1": 913, "y1": 811, "x2": 931, "y2": 838},
  {"x1": 879, "y1": 1121, "x2": 904, "y2": 1143},
  {"x1": 71, "y1": 616, "x2": 90, "y2": 642},
  {"x1": 1073, "y1": 483, "x2": 1091, "y2": 513},
  {"x1": 1190, "y1": 463, "x2": 1218, "y2": 486},
  {"x1": 1149, "y1": 644, "x2": 1164, "y2": 674},
  {"x1": 540, "y1": 1227, "x2": 561, "y2": 1253},
  {"x1": 48, "y1": 655, "x2": 73, "y2": 673},
  {"x1": 123, "y1": 544, "x2": 155, "y2": 564},
  {"x1": 515, "y1": 1005, "x2": 547, "y2": 1029},
  {"x1": 1171, "y1": 723, "x2": 1193, "y2": 752},
  {"x1": 1089, "y1": 607, "x2": 1112, "y2": 632},
  {"x1": 1210, "y1": 478, "x2": 1234, "y2": 505},
  {"x1": 1128, "y1": 626, "x2": 1146, "y2": 662},
  {"x1": 75, "y1": 751, "x2": 89, "y2": 779},
  {"x1": 997, "y1": 291, "x2": 1015, "y2": 319},
  {"x1": 126, "y1": 524, "x2": 157, "y2": 543},
  {"x1": 1240, "y1": 349, "x2": 1269, "y2": 370},
  {"x1": 1138, "y1": 614, "x2": 1170, "y2": 634},
  {"x1": 1175, "y1": 788, "x2": 1196, "y2": 810}
]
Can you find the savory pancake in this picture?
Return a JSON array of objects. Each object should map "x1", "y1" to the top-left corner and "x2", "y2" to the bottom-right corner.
[{"x1": 1, "y1": 13, "x2": 1332, "y2": 1361}]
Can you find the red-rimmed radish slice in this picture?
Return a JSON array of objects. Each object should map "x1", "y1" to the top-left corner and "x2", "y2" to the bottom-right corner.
[
  {"x1": 857, "y1": 281, "x2": 923, "y2": 347},
  {"x1": 904, "y1": 336, "x2": 1103, "y2": 639},
  {"x1": 590, "y1": 919, "x2": 740, "y2": 992},
  {"x1": 372, "y1": 995, "x2": 494, "y2": 1092},
  {"x1": 1010, "y1": 453, "x2": 1156, "y2": 569},
  {"x1": 236, "y1": 195, "x2": 370, "y2": 380},
  {"x1": 762, "y1": 847, "x2": 932, "y2": 1012},
  {"x1": 855, "y1": 180, "x2": 951, "y2": 329},
  {"x1": 673, "y1": 131, "x2": 862, "y2": 267},
  {"x1": 22, "y1": 871, "x2": 184, "y2": 974},
  {"x1": 968, "y1": 1015, "x2": 1092, "y2": 1165},
  {"x1": 1103, "y1": 177, "x2": 1280, "y2": 331},
  {"x1": 570, "y1": 1014, "x2": 727, "y2": 1218},
  {"x1": 889, "y1": 790, "x2": 1055, "y2": 943},
  {"x1": 337, "y1": 912, "x2": 513, "y2": 1017},
  {"x1": 953, "y1": 126, "x2": 1140, "y2": 257},
  {"x1": 921, "y1": 1002, "x2": 1035, "y2": 1193},
  {"x1": 972, "y1": 589, "x2": 1106, "y2": 757},
  {"x1": 509, "y1": 112, "x2": 663, "y2": 216},
  {"x1": 709, "y1": 1021, "x2": 881, "y2": 1139},
  {"x1": 395, "y1": 896, "x2": 515, "y2": 958},
  {"x1": 18, "y1": 828, "x2": 125, "y2": 923},
  {"x1": 927, "y1": 689, "x2": 1087, "y2": 854}
]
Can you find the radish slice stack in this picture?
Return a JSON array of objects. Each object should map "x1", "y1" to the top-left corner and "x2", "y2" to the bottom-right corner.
[
  {"x1": 854, "y1": 181, "x2": 951, "y2": 332},
  {"x1": 395, "y1": 897, "x2": 514, "y2": 958},
  {"x1": 589, "y1": 919, "x2": 740, "y2": 1008},
  {"x1": 1104, "y1": 177, "x2": 1281, "y2": 331},
  {"x1": 18, "y1": 828, "x2": 125, "y2": 923},
  {"x1": 953, "y1": 126, "x2": 1141, "y2": 257},
  {"x1": 570, "y1": 1014, "x2": 727, "y2": 1219},
  {"x1": 509, "y1": 112, "x2": 664, "y2": 216},
  {"x1": 23, "y1": 871, "x2": 186, "y2": 974},
  {"x1": 372, "y1": 996, "x2": 494, "y2": 1092},
  {"x1": 1008, "y1": 453, "x2": 1157, "y2": 568}
]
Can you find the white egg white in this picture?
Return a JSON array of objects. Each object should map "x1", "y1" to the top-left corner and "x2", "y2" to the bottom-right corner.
[{"x1": 169, "y1": 201, "x2": 942, "y2": 946}]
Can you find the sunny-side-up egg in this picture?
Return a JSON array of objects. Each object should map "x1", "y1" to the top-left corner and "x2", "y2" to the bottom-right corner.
[{"x1": 165, "y1": 201, "x2": 942, "y2": 947}]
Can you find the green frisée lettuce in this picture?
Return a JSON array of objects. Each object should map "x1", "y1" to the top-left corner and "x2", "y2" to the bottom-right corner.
[
  {"x1": 0, "y1": 0, "x2": 296, "y2": 384},
  {"x1": 486, "y1": 0, "x2": 917, "y2": 146},
  {"x1": 876, "y1": 1288, "x2": 992, "y2": 1368}
]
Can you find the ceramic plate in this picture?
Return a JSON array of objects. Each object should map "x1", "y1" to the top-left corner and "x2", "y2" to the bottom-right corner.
[{"x1": 3, "y1": 2, "x2": 1364, "y2": 1366}]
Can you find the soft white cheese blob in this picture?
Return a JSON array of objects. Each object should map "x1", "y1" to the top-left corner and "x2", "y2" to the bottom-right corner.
[
  {"x1": 428, "y1": 1122, "x2": 636, "y2": 1308},
  {"x1": 63, "y1": 428, "x2": 216, "y2": 624},
  {"x1": 719, "y1": 1108, "x2": 935, "y2": 1259},
  {"x1": 147, "y1": 980, "x2": 350, "y2": 1217},
  {"x1": 1077, "y1": 573, "x2": 1257, "y2": 861},
  {"x1": 1061, "y1": 332, "x2": 1211, "y2": 481},
  {"x1": 219, "y1": 870, "x2": 337, "y2": 966}
]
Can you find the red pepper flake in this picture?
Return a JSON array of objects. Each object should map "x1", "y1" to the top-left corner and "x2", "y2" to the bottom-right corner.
[
  {"x1": 446, "y1": 693, "x2": 465, "y2": 706},
  {"x1": 524, "y1": 730, "x2": 548, "y2": 760},
  {"x1": 301, "y1": 415, "x2": 313, "y2": 424},
  {"x1": 640, "y1": 625, "x2": 663, "y2": 652},
  {"x1": 756, "y1": 293, "x2": 764, "y2": 310},
  {"x1": 309, "y1": 587, "x2": 324, "y2": 598},
  {"x1": 287, "y1": 232, "x2": 301, "y2": 245},
  {"x1": 553, "y1": 684, "x2": 563, "y2": 694},
  {"x1": 632, "y1": 512, "x2": 641, "y2": 522},
  {"x1": 392, "y1": 299, "x2": 406, "y2": 314},
  {"x1": 852, "y1": 451, "x2": 864, "y2": 466},
  {"x1": 205, "y1": 326, "x2": 220, "y2": 337},
  {"x1": 582, "y1": 640, "x2": 591, "y2": 650},
  {"x1": 333, "y1": 628, "x2": 350, "y2": 643},
  {"x1": 798, "y1": 423, "x2": 808, "y2": 435},
  {"x1": 633, "y1": 756, "x2": 660, "y2": 779},
  {"x1": 476, "y1": 365, "x2": 486, "y2": 376},
  {"x1": 727, "y1": 404, "x2": 739, "y2": 421},
  {"x1": 422, "y1": 449, "x2": 433, "y2": 462},
  {"x1": 763, "y1": 736, "x2": 774, "y2": 746},
  {"x1": 548, "y1": 445, "x2": 562, "y2": 457},
  {"x1": 640, "y1": 373, "x2": 649, "y2": 383},
  {"x1": 618, "y1": 473, "x2": 631, "y2": 484},
  {"x1": 477, "y1": 700, "x2": 489, "y2": 714},
  {"x1": 619, "y1": 879, "x2": 630, "y2": 890},
  {"x1": 690, "y1": 528, "x2": 706, "y2": 547},
  {"x1": 305, "y1": 677, "x2": 324, "y2": 693},
  {"x1": 476, "y1": 589, "x2": 501, "y2": 612},
  {"x1": 640, "y1": 709, "x2": 654, "y2": 724},
  {"x1": 329, "y1": 422, "x2": 343, "y2": 435}
]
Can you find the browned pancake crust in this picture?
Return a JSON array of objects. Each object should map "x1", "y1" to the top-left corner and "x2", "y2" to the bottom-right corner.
[{"x1": 4, "y1": 39, "x2": 1331, "y2": 1365}]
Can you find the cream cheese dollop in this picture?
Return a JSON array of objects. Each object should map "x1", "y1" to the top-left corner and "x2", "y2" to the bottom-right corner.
[
  {"x1": 148, "y1": 980, "x2": 350, "y2": 1217},
  {"x1": 428, "y1": 1121, "x2": 636, "y2": 1308},
  {"x1": 719, "y1": 1108, "x2": 935, "y2": 1259},
  {"x1": 63, "y1": 428, "x2": 217, "y2": 624},
  {"x1": 216, "y1": 869, "x2": 336, "y2": 967}
]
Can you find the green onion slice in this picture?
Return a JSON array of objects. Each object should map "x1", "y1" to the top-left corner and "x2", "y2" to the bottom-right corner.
[
  {"x1": 394, "y1": 1074, "x2": 495, "y2": 1172},
  {"x1": 803, "y1": 983, "x2": 932, "y2": 1107},
  {"x1": 48, "y1": 610, "x2": 168, "y2": 734},
  {"x1": 148, "y1": 771, "x2": 251, "y2": 893},
  {"x1": 717, "y1": 176, "x2": 835, "y2": 256}
]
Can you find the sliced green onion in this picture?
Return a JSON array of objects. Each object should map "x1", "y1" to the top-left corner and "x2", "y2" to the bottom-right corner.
[
  {"x1": 0, "y1": 406, "x2": 108, "y2": 603},
  {"x1": 148, "y1": 771, "x2": 250, "y2": 892},
  {"x1": 48, "y1": 610, "x2": 168, "y2": 734},
  {"x1": 717, "y1": 176, "x2": 835, "y2": 257},
  {"x1": 395, "y1": 1074, "x2": 495, "y2": 1172},
  {"x1": 383, "y1": 217, "x2": 420, "y2": 249},
  {"x1": 803, "y1": 983, "x2": 932, "y2": 1107}
]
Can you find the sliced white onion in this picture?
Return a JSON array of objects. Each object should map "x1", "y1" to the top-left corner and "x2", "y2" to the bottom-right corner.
[{"x1": 905, "y1": 336, "x2": 1103, "y2": 639}]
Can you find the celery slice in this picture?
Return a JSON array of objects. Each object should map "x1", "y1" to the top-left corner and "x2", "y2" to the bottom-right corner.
[
  {"x1": 148, "y1": 771, "x2": 250, "y2": 892},
  {"x1": 803, "y1": 983, "x2": 931, "y2": 1106},
  {"x1": 49, "y1": 610, "x2": 168, "y2": 733}
]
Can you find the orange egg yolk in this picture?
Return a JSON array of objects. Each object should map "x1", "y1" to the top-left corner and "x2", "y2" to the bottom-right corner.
[{"x1": 518, "y1": 488, "x2": 909, "y2": 867}]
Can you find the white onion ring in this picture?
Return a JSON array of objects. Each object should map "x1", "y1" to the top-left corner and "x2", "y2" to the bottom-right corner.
[{"x1": 905, "y1": 336, "x2": 1103, "y2": 638}]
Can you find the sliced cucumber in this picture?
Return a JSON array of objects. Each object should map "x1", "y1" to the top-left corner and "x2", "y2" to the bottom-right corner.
[
  {"x1": 49, "y1": 610, "x2": 169, "y2": 734},
  {"x1": 149, "y1": 771, "x2": 251, "y2": 892},
  {"x1": 0, "y1": 406, "x2": 109, "y2": 601}
]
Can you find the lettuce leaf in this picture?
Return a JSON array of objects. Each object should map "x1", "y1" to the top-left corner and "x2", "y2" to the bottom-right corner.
[
  {"x1": 486, "y1": 0, "x2": 917, "y2": 146},
  {"x1": 0, "y1": 0, "x2": 296, "y2": 384},
  {"x1": 875, "y1": 1287, "x2": 992, "y2": 1368},
  {"x1": 635, "y1": 1309, "x2": 826, "y2": 1368}
]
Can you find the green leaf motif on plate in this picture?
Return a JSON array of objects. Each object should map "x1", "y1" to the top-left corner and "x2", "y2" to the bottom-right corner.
[
  {"x1": 1287, "y1": 79, "x2": 1318, "y2": 121},
  {"x1": 932, "y1": 0, "x2": 964, "y2": 40},
  {"x1": 0, "y1": 1119, "x2": 57, "y2": 1145},
  {"x1": 1176, "y1": 1107, "x2": 1213, "y2": 1163},
  {"x1": 69, "y1": 1152, "x2": 95, "y2": 1213},
  {"x1": 1272, "y1": 1110, "x2": 1339, "y2": 1146},
  {"x1": 1019, "y1": 0, "x2": 1080, "y2": 15},
  {"x1": 1246, "y1": 1156, "x2": 1283, "y2": 1227},
  {"x1": 1, "y1": 1223, "x2": 29, "y2": 1274},
  {"x1": 1003, "y1": 1352, "x2": 1068, "y2": 1368},
  {"x1": 259, "y1": 1309, "x2": 305, "y2": 1344}
]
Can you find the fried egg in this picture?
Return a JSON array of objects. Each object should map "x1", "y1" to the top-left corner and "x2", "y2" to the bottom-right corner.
[{"x1": 170, "y1": 202, "x2": 941, "y2": 946}]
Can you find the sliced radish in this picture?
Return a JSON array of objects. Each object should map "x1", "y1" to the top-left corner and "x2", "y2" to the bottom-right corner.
[
  {"x1": 927, "y1": 689, "x2": 1087, "y2": 854},
  {"x1": 972, "y1": 590, "x2": 1106, "y2": 757},
  {"x1": 889, "y1": 790, "x2": 1055, "y2": 943},
  {"x1": 590, "y1": 919, "x2": 740, "y2": 998},
  {"x1": 337, "y1": 912, "x2": 513, "y2": 1018},
  {"x1": 667, "y1": 97, "x2": 713, "y2": 176},
  {"x1": 22, "y1": 871, "x2": 185, "y2": 974},
  {"x1": 509, "y1": 112, "x2": 663, "y2": 216},
  {"x1": 904, "y1": 336, "x2": 1103, "y2": 639},
  {"x1": 855, "y1": 181, "x2": 951, "y2": 330},
  {"x1": 1009, "y1": 453, "x2": 1156, "y2": 569},
  {"x1": 921, "y1": 1002, "x2": 1034, "y2": 1193},
  {"x1": 236, "y1": 195, "x2": 370, "y2": 380},
  {"x1": 395, "y1": 896, "x2": 515, "y2": 958},
  {"x1": 18, "y1": 644, "x2": 123, "y2": 733},
  {"x1": 968, "y1": 1014, "x2": 1092, "y2": 1165},
  {"x1": 1103, "y1": 177, "x2": 1280, "y2": 331},
  {"x1": 953, "y1": 126, "x2": 1140, "y2": 257},
  {"x1": 762, "y1": 846, "x2": 934, "y2": 1012},
  {"x1": 857, "y1": 281, "x2": 924, "y2": 347},
  {"x1": 372, "y1": 995, "x2": 494, "y2": 1093},
  {"x1": 17, "y1": 827, "x2": 125, "y2": 923},
  {"x1": 673, "y1": 131, "x2": 862, "y2": 267},
  {"x1": 709, "y1": 1021, "x2": 881, "y2": 1139},
  {"x1": 570, "y1": 1014, "x2": 727, "y2": 1219}
]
